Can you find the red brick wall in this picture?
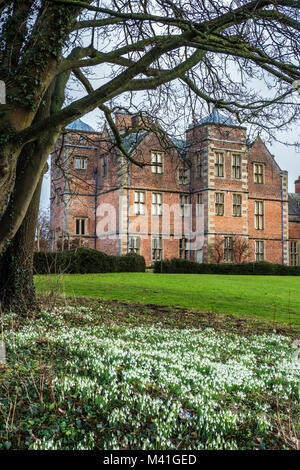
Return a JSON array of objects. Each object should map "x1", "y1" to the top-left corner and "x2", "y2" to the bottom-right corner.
[
  {"x1": 50, "y1": 121, "x2": 294, "y2": 266},
  {"x1": 50, "y1": 130, "x2": 100, "y2": 249},
  {"x1": 247, "y1": 138, "x2": 288, "y2": 264},
  {"x1": 290, "y1": 221, "x2": 300, "y2": 239}
]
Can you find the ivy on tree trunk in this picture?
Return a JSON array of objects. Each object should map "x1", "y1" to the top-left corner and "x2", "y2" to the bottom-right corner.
[{"x1": 0, "y1": 174, "x2": 42, "y2": 315}]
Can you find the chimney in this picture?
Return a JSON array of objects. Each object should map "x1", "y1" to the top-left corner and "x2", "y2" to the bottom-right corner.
[
  {"x1": 295, "y1": 176, "x2": 300, "y2": 194},
  {"x1": 114, "y1": 112, "x2": 132, "y2": 132},
  {"x1": 131, "y1": 113, "x2": 153, "y2": 129}
]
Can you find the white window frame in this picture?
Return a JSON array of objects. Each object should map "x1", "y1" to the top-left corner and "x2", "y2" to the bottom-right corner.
[
  {"x1": 134, "y1": 191, "x2": 146, "y2": 215},
  {"x1": 255, "y1": 240, "x2": 265, "y2": 262},
  {"x1": 233, "y1": 193, "x2": 242, "y2": 217},
  {"x1": 74, "y1": 157, "x2": 87, "y2": 170},
  {"x1": 152, "y1": 236, "x2": 162, "y2": 261},
  {"x1": 179, "y1": 238, "x2": 190, "y2": 259},
  {"x1": 215, "y1": 192, "x2": 224, "y2": 216},
  {"x1": 196, "y1": 193, "x2": 203, "y2": 217},
  {"x1": 152, "y1": 192, "x2": 162, "y2": 216},
  {"x1": 224, "y1": 236, "x2": 234, "y2": 262},
  {"x1": 254, "y1": 200, "x2": 264, "y2": 230},
  {"x1": 290, "y1": 241, "x2": 299, "y2": 266},
  {"x1": 254, "y1": 163, "x2": 264, "y2": 184},
  {"x1": 128, "y1": 236, "x2": 140, "y2": 254},
  {"x1": 214, "y1": 152, "x2": 224, "y2": 177},
  {"x1": 197, "y1": 249, "x2": 203, "y2": 263},
  {"x1": 179, "y1": 194, "x2": 190, "y2": 217},
  {"x1": 196, "y1": 152, "x2": 203, "y2": 178},
  {"x1": 75, "y1": 218, "x2": 87, "y2": 235},
  {"x1": 232, "y1": 154, "x2": 242, "y2": 179},
  {"x1": 151, "y1": 151, "x2": 163, "y2": 174},
  {"x1": 178, "y1": 166, "x2": 189, "y2": 185}
]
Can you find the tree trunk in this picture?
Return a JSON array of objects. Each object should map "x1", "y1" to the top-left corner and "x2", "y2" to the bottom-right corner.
[{"x1": 0, "y1": 175, "x2": 43, "y2": 315}]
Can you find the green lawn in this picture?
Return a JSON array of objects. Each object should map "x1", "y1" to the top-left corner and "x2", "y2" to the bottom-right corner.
[{"x1": 35, "y1": 273, "x2": 300, "y2": 324}]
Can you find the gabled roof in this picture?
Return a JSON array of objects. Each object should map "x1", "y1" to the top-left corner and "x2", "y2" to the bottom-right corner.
[
  {"x1": 170, "y1": 137, "x2": 186, "y2": 150},
  {"x1": 247, "y1": 135, "x2": 282, "y2": 172},
  {"x1": 121, "y1": 131, "x2": 148, "y2": 153},
  {"x1": 288, "y1": 193, "x2": 300, "y2": 217},
  {"x1": 108, "y1": 129, "x2": 185, "y2": 156},
  {"x1": 66, "y1": 118, "x2": 95, "y2": 132},
  {"x1": 199, "y1": 109, "x2": 237, "y2": 126},
  {"x1": 189, "y1": 109, "x2": 237, "y2": 128}
]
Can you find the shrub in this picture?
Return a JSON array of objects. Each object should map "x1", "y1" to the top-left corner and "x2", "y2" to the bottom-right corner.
[
  {"x1": 154, "y1": 258, "x2": 300, "y2": 276},
  {"x1": 115, "y1": 253, "x2": 146, "y2": 272},
  {"x1": 34, "y1": 248, "x2": 145, "y2": 274},
  {"x1": 33, "y1": 251, "x2": 71, "y2": 274},
  {"x1": 71, "y1": 248, "x2": 113, "y2": 274}
]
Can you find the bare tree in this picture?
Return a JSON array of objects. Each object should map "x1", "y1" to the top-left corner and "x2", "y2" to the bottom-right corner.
[
  {"x1": 0, "y1": 0, "x2": 299, "y2": 312},
  {"x1": 233, "y1": 236, "x2": 249, "y2": 263},
  {"x1": 208, "y1": 235, "x2": 249, "y2": 263},
  {"x1": 208, "y1": 235, "x2": 225, "y2": 264},
  {"x1": 36, "y1": 208, "x2": 51, "y2": 251}
]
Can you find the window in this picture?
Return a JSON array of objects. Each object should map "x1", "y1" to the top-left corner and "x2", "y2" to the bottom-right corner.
[
  {"x1": 196, "y1": 193, "x2": 203, "y2": 217},
  {"x1": 290, "y1": 241, "x2": 299, "y2": 266},
  {"x1": 151, "y1": 152, "x2": 163, "y2": 174},
  {"x1": 79, "y1": 135, "x2": 87, "y2": 145},
  {"x1": 233, "y1": 194, "x2": 242, "y2": 217},
  {"x1": 214, "y1": 153, "x2": 224, "y2": 177},
  {"x1": 152, "y1": 237, "x2": 162, "y2": 261},
  {"x1": 179, "y1": 194, "x2": 190, "y2": 217},
  {"x1": 74, "y1": 157, "x2": 87, "y2": 170},
  {"x1": 102, "y1": 156, "x2": 107, "y2": 177},
  {"x1": 134, "y1": 191, "x2": 145, "y2": 215},
  {"x1": 232, "y1": 154, "x2": 242, "y2": 179},
  {"x1": 179, "y1": 238, "x2": 189, "y2": 259},
  {"x1": 152, "y1": 192, "x2": 162, "y2": 215},
  {"x1": 178, "y1": 166, "x2": 189, "y2": 185},
  {"x1": 224, "y1": 236, "x2": 234, "y2": 262},
  {"x1": 215, "y1": 192, "x2": 224, "y2": 216},
  {"x1": 128, "y1": 236, "x2": 140, "y2": 254},
  {"x1": 255, "y1": 240, "x2": 264, "y2": 262},
  {"x1": 197, "y1": 249, "x2": 203, "y2": 263},
  {"x1": 196, "y1": 153, "x2": 203, "y2": 178},
  {"x1": 75, "y1": 218, "x2": 87, "y2": 235},
  {"x1": 254, "y1": 163, "x2": 264, "y2": 184},
  {"x1": 254, "y1": 200, "x2": 264, "y2": 230}
]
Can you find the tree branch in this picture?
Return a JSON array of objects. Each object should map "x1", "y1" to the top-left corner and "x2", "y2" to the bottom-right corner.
[{"x1": 73, "y1": 68, "x2": 145, "y2": 167}]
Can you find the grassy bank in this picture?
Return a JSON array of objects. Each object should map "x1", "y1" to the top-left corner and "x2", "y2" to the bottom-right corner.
[{"x1": 35, "y1": 273, "x2": 300, "y2": 324}]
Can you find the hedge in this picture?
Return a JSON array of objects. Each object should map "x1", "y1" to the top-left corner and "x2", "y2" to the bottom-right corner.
[
  {"x1": 153, "y1": 258, "x2": 300, "y2": 276},
  {"x1": 34, "y1": 248, "x2": 145, "y2": 274}
]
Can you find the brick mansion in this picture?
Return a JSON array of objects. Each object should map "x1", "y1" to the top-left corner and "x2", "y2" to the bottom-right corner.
[{"x1": 50, "y1": 110, "x2": 300, "y2": 266}]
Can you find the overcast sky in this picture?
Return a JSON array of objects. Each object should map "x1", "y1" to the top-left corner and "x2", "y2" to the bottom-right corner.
[{"x1": 40, "y1": 109, "x2": 299, "y2": 211}]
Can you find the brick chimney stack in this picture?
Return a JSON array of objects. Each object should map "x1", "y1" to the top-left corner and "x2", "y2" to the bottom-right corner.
[
  {"x1": 114, "y1": 112, "x2": 132, "y2": 132},
  {"x1": 131, "y1": 114, "x2": 154, "y2": 129},
  {"x1": 295, "y1": 176, "x2": 300, "y2": 194}
]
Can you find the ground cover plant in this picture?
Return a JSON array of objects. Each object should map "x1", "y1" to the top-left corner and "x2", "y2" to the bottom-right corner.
[
  {"x1": 0, "y1": 299, "x2": 299, "y2": 450},
  {"x1": 34, "y1": 273, "x2": 300, "y2": 325}
]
